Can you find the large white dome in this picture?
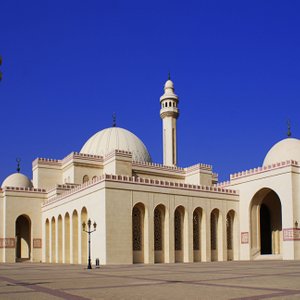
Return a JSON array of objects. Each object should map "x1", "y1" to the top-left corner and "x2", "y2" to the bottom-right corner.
[
  {"x1": 1, "y1": 173, "x2": 33, "y2": 188},
  {"x1": 80, "y1": 127, "x2": 152, "y2": 163},
  {"x1": 263, "y1": 138, "x2": 300, "y2": 166}
]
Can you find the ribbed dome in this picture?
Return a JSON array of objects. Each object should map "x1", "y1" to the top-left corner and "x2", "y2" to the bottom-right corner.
[
  {"x1": 1, "y1": 173, "x2": 33, "y2": 188},
  {"x1": 263, "y1": 138, "x2": 300, "y2": 166},
  {"x1": 80, "y1": 127, "x2": 152, "y2": 162}
]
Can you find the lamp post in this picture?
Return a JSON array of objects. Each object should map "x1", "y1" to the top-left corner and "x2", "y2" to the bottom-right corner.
[{"x1": 82, "y1": 219, "x2": 97, "y2": 269}]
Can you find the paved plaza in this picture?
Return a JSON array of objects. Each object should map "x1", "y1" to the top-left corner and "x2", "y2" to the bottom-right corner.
[{"x1": 0, "y1": 260, "x2": 300, "y2": 299}]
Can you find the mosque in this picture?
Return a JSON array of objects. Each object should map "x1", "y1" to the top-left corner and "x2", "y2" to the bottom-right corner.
[{"x1": 0, "y1": 78, "x2": 299, "y2": 265}]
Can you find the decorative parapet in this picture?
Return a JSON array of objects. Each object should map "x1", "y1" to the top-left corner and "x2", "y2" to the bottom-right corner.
[
  {"x1": 62, "y1": 152, "x2": 103, "y2": 165},
  {"x1": 230, "y1": 160, "x2": 299, "y2": 180},
  {"x1": 43, "y1": 175, "x2": 101, "y2": 206},
  {"x1": 132, "y1": 160, "x2": 185, "y2": 173},
  {"x1": 215, "y1": 180, "x2": 231, "y2": 187},
  {"x1": 32, "y1": 157, "x2": 62, "y2": 168},
  {"x1": 104, "y1": 149, "x2": 132, "y2": 161},
  {"x1": 185, "y1": 163, "x2": 212, "y2": 172},
  {"x1": 43, "y1": 173, "x2": 239, "y2": 207},
  {"x1": 3, "y1": 186, "x2": 46, "y2": 193},
  {"x1": 47, "y1": 183, "x2": 79, "y2": 194}
]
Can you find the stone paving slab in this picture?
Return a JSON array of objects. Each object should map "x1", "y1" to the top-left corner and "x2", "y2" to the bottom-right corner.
[{"x1": 0, "y1": 260, "x2": 300, "y2": 299}]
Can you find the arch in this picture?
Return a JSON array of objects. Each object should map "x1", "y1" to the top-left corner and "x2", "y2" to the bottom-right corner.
[
  {"x1": 226, "y1": 210, "x2": 236, "y2": 261},
  {"x1": 92, "y1": 176, "x2": 97, "y2": 182},
  {"x1": 82, "y1": 175, "x2": 89, "y2": 184},
  {"x1": 72, "y1": 210, "x2": 79, "y2": 264},
  {"x1": 51, "y1": 217, "x2": 56, "y2": 263},
  {"x1": 15, "y1": 215, "x2": 31, "y2": 262},
  {"x1": 210, "y1": 209, "x2": 223, "y2": 261},
  {"x1": 250, "y1": 188, "x2": 282, "y2": 258},
  {"x1": 64, "y1": 212, "x2": 70, "y2": 263},
  {"x1": 45, "y1": 218, "x2": 50, "y2": 262},
  {"x1": 57, "y1": 215, "x2": 63, "y2": 263},
  {"x1": 132, "y1": 203, "x2": 145, "y2": 263},
  {"x1": 174, "y1": 206, "x2": 185, "y2": 263},
  {"x1": 154, "y1": 204, "x2": 166, "y2": 263},
  {"x1": 193, "y1": 207, "x2": 204, "y2": 262},
  {"x1": 81, "y1": 207, "x2": 88, "y2": 265}
]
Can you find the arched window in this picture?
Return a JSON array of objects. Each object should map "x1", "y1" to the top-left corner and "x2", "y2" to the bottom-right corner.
[
  {"x1": 132, "y1": 206, "x2": 142, "y2": 251},
  {"x1": 83, "y1": 175, "x2": 89, "y2": 183},
  {"x1": 154, "y1": 208, "x2": 162, "y2": 251},
  {"x1": 193, "y1": 210, "x2": 200, "y2": 251},
  {"x1": 211, "y1": 212, "x2": 217, "y2": 251},
  {"x1": 132, "y1": 203, "x2": 145, "y2": 264},
  {"x1": 226, "y1": 213, "x2": 233, "y2": 250}
]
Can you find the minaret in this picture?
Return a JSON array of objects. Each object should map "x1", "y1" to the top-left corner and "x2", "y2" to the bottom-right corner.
[{"x1": 160, "y1": 75, "x2": 179, "y2": 166}]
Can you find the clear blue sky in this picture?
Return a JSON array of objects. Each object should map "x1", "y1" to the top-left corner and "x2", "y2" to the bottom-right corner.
[{"x1": 1, "y1": 1, "x2": 300, "y2": 182}]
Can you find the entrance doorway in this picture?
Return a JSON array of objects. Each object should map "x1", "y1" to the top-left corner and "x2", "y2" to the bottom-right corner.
[
  {"x1": 250, "y1": 188, "x2": 282, "y2": 258},
  {"x1": 15, "y1": 215, "x2": 31, "y2": 262}
]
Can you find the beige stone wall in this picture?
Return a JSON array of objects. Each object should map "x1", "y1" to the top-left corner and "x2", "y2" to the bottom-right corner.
[
  {"x1": 104, "y1": 179, "x2": 239, "y2": 264},
  {"x1": 42, "y1": 183, "x2": 106, "y2": 265},
  {"x1": 0, "y1": 189, "x2": 45, "y2": 263},
  {"x1": 227, "y1": 162, "x2": 299, "y2": 260},
  {"x1": 33, "y1": 163, "x2": 62, "y2": 189}
]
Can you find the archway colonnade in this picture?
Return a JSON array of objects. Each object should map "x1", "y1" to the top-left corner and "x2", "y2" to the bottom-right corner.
[
  {"x1": 132, "y1": 203, "x2": 238, "y2": 264},
  {"x1": 44, "y1": 207, "x2": 88, "y2": 264}
]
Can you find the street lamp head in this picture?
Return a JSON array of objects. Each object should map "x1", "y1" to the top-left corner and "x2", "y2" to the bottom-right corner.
[
  {"x1": 87, "y1": 218, "x2": 92, "y2": 228},
  {"x1": 82, "y1": 221, "x2": 86, "y2": 231},
  {"x1": 93, "y1": 222, "x2": 97, "y2": 230}
]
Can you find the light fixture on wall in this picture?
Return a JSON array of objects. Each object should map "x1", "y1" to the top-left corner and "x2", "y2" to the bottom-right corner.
[{"x1": 295, "y1": 221, "x2": 298, "y2": 229}]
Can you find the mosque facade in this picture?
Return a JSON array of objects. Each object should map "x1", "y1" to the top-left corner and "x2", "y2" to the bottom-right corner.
[{"x1": 0, "y1": 78, "x2": 299, "y2": 265}]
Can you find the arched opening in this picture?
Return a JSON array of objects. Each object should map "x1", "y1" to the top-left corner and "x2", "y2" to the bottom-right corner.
[
  {"x1": 81, "y1": 207, "x2": 88, "y2": 265},
  {"x1": 82, "y1": 175, "x2": 89, "y2": 184},
  {"x1": 45, "y1": 218, "x2": 50, "y2": 263},
  {"x1": 154, "y1": 204, "x2": 166, "y2": 263},
  {"x1": 64, "y1": 213, "x2": 70, "y2": 264},
  {"x1": 210, "y1": 209, "x2": 222, "y2": 262},
  {"x1": 193, "y1": 207, "x2": 203, "y2": 262},
  {"x1": 226, "y1": 210, "x2": 235, "y2": 261},
  {"x1": 72, "y1": 210, "x2": 79, "y2": 264},
  {"x1": 51, "y1": 217, "x2": 56, "y2": 263},
  {"x1": 15, "y1": 215, "x2": 31, "y2": 262},
  {"x1": 250, "y1": 188, "x2": 282, "y2": 258},
  {"x1": 174, "y1": 206, "x2": 185, "y2": 263},
  {"x1": 57, "y1": 215, "x2": 63, "y2": 263},
  {"x1": 132, "y1": 203, "x2": 145, "y2": 263}
]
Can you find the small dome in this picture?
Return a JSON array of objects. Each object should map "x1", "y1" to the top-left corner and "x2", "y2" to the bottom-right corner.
[
  {"x1": 80, "y1": 127, "x2": 152, "y2": 163},
  {"x1": 263, "y1": 138, "x2": 300, "y2": 166},
  {"x1": 1, "y1": 173, "x2": 33, "y2": 188}
]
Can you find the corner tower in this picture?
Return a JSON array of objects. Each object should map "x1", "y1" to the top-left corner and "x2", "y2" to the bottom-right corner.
[{"x1": 160, "y1": 75, "x2": 179, "y2": 166}]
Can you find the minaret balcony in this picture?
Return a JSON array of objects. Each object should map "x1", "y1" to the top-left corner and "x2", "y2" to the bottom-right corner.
[{"x1": 160, "y1": 107, "x2": 179, "y2": 119}]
